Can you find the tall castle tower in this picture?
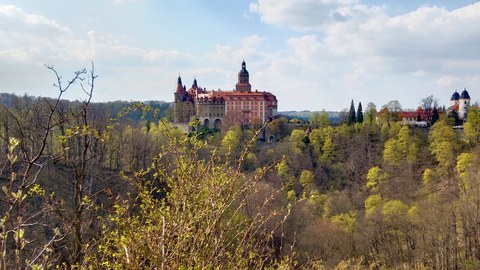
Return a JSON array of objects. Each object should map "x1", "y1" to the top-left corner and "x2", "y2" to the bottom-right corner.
[
  {"x1": 459, "y1": 88, "x2": 471, "y2": 121},
  {"x1": 235, "y1": 60, "x2": 252, "y2": 92},
  {"x1": 173, "y1": 75, "x2": 195, "y2": 123}
]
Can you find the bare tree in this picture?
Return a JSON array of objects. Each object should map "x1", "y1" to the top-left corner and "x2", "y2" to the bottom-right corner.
[{"x1": 0, "y1": 64, "x2": 97, "y2": 269}]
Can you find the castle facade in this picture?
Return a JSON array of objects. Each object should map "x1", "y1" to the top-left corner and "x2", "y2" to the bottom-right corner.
[{"x1": 173, "y1": 61, "x2": 278, "y2": 129}]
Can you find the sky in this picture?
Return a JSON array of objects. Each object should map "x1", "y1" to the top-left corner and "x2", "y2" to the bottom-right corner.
[{"x1": 1, "y1": 0, "x2": 480, "y2": 111}]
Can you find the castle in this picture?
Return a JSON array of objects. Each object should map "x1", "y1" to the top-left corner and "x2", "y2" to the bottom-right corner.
[
  {"x1": 173, "y1": 61, "x2": 278, "y2": 129},
  {"x1": 449, "y1": 88, "x2": 471, "y2": 121}
]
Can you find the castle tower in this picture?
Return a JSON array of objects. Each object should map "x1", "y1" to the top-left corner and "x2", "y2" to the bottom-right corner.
[
  {"x1": 173, "y1": 75, "x2": 194, "y2": 123},
  {"x1": 450, "y1": 90, "x2": 460, "y2": 108},
  {"x1": 459, "y1": 88, "x2": 471, "y2": 120},
  {"x1": 192, "y1": 77, "x2": 198, "y2": 89},
  {"x1": 235, "y1": 60, "x2": 251, "y2": 92}
]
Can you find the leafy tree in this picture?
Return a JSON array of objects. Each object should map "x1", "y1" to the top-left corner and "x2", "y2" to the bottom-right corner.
[
  {"x1": 365, "y1": 102, "x2": 377, "y2": 125},
  {"x1": 86, "y1": 130, "x2": 290, "y2": 269},
  {"x1": 309, "y1": 110, "x2": 330, "y2": 127},
  {"x1": 447, "y1": 109, "x2": 460, "y2": 126},
  {"x1": 366, "y1": 166, "x2": 387, "y2": 192},
  {"x1": 331, "y1": 210, "x2": 357, "y2": 233},
  {"x1": 321, "y1": 134, "x2": 335, "y2": 162},
  {"x1": 364, "y1": 194, "x2": 383, "y2": 217},
  {"x1": 356, "y1": 102, "x2": 364, "y2": 123},
  {"x1": 464, "y1": 106, "x2": 480, "y2": 144},
  {"x1": 289, "y1": 129, "x2": 309, "y2": 153},
  {"x1": 429, "y1": 120, "x2": 458, "y2": 170},
  {"x1": 456, "y1": 152, "x2": 476, "y2": 194},
  {"x1": 381, "y1": 100, "x2": 402, "y2": 123},
  {"x1": 299, "y1": 169, "x2": 315, "y2": 189}
]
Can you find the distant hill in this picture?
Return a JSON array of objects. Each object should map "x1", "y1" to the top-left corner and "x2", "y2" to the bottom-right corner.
[
  {"x1": 0, "y1": 93, "x2": 172, "y2": 123},
  {"x1": 278, "y1": 110, "x2": 343, "y2": 124},
  {"x1": 0, "y1": 93, "x2": 350, "y2": 125}
]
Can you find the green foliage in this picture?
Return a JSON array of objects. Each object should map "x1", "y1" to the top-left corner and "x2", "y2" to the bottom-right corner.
[
  {"x1": 331, "y1": 210, "x2": 357, "y2": 233},
  {"x1": 347, "y1": 100, "x2": 356, "y2": 125},
  {"x1": 366, "y1": 166, "x2": 387, "y2": 192},
  {"x1": 364, "y1": 102, "x2": 377, "y2": 125},
  {"x1": 310, "y1": 110, "x2": 330, "y2": 127},
  {"x1": 299, "y1": 170, "x2": 315, "y2": 188},
  {"x1": 356, "y1": 102, "x2": 364, "y2": 123},
  {"x1": 365, "y1": 194, "x2": 383, "y2": 218},
  {"x1": 321, "y1": 135, "x2": 335, "y2": 162},
  {"x1": 456, "y1": 152, "x2": 476, "y2": 194},
  {"x1": 289, "y1": 129, "x2": 308, "y2": 153},
  {"x1": 87, "y1": 132, "x2": 289, "y2": 269},
  {"x1": 381, "y1": 200, "x2": 409, "y2": 224},
  {"x1": 464, "y1": 107, "x2": 480, "y2": 144},
  {"x1": 277, "y1": 159, "x2": 290, "y2": 177},
  {"x1": 429, "y1": 120, "x2": 459, "y2": 170}
]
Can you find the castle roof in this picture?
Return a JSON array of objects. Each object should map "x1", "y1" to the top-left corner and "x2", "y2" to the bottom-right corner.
[
  {"x1": 238, "y1": 60, "x2": 249, "y2": 77},
  {"x1": 460, "y1": 88, "x2": 470, "y2": 99},
  {"x1": 212, "y1": 90, "x2": 277, "y2": 102},
  {"x1": 451, "y1": 91, "x2": 460, "y2": 101}
]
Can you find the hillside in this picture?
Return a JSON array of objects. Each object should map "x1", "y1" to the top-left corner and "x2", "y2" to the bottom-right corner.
[{"x1": 2, "y1": 88, "x2": 480, "y2": 269}]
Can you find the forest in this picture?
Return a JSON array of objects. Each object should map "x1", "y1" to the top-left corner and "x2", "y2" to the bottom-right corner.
[{"x1": 1, "y1": 66, "x2": 480, "y2": 269}]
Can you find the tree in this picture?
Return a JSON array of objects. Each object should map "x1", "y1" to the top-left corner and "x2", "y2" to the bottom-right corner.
[
  {"x1": 0, "y1": 64, "x2": 99, "y2": 269},
  {"x1": 464, "y1": 106, "x2": 480, "y2": 144},
  {"x1": 381, "y1": 100, "x2": 402, "y2": 123},
  {"x1": 321, "y1": 134, "x2": 335, "y2": 162},
  {"x1": 429, "y1": 120, "x2": 458, "y2": 172},
  {"x1": 347, "y1": 100, "x2": 356, "y2": 125},
  {"x1": 420, "y1": 95, "x2": 439, "y2": 122},
  {"x1": 86, "y1": 129, "x2": 291, "y2": 269},
  {"x1": 310, "y1": 110, "x2": 330, "y2": 128},
  {"x1": 431, "y1": 107, "x2": 439, "y2": 125},
  {"x1": 356, "y1": 102, "x2": 364, "y2": 123},
  {"x1": 365, "y1": 102, "x2": 377, "y2": 125},
  {"x1": 447, "y1": 109, "x2": 460, "y2": 126},
  {"x1": 299, "y1": 169, "x2": 315, "y2": 189}
]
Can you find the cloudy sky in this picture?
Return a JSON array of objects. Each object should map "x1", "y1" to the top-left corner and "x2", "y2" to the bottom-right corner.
[{"x1": 1, "y1": 0, "x2": 479, "y2": 111}]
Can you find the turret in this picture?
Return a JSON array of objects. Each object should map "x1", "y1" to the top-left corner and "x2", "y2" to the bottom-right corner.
[
  {"x1": 235, "y1": 60, "x2": 252, "y2": 92},
  {"x1": 193, "y1": 77, "x2": 198, "y2": 89},
  {"x1": 176, "y1": 75, "x2": 184, "y2": 92},
  {"x1": 459, "y1": 88, "x2": 471, "y2": 120}
]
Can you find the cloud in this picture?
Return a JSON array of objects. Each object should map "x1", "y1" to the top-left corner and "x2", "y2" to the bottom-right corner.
[
  {"x1": 203, "y1": 2, "x2": 480, "y2": 110},
  {"x1": 249, "y1": 0, "x2": 360, "y2": 31},
  {"x1": 108, "y1": 0, "x2": 142, "y2": 5},
  {"x1": 0, "y1": 5, "x2": 69, "y2": 32},
  {"x1": 204, "y1": 35, "x2": 268, "y2": 65}
]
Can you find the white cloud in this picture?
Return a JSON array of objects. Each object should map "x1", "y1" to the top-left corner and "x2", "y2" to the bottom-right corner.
[
  {"x1": 436, "y1": 76, "x2": 458, "y2": 87},
  {"x1": 0, "y1": 5, "x2": 69, "y2": 32},
  {"x1": 205, "y1": 35, "x2": 269, "y2": 65},
  {"x1": 242, "y1": 34, "x2": 264, "y2": 48},
  {"x1": 249, "y1": 0, "x2": 360, "y2": 31},
  {"x1": 0, "y1": 48, "x2": 30, "y2": 62},
  {"x1": 413, "y1": 70, "x2": 427, "y2": 77},
  {"x1": 109, "y1": 0, "x2": 142, "y2": 5}
]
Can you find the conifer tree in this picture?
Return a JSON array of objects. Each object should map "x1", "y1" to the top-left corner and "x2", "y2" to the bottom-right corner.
[
  {"x1": 357, "y1": 102, "x2": 364, "y2": 123},
  {"x1": 347, "y1": 99, "x2": 356, "y2": 125},
  {"x1": 431, "y1": 107, "x2": 440, "y2": 125}
]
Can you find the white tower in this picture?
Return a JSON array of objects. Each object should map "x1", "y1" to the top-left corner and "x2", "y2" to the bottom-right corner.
[{"x1": 458, "y1": 88, "x2": 471, "y2": 121}]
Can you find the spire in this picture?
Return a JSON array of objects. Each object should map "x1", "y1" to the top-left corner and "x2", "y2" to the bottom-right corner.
[
  {"x1": 236, "y1": 60, "x2": 251, "y2": 92},
  {"x1": 176, "y1": 74, "x2": 184, "y2": 92},
  {"x1": 193, "y1": 76, "x2": 198, "y2": 88}
]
